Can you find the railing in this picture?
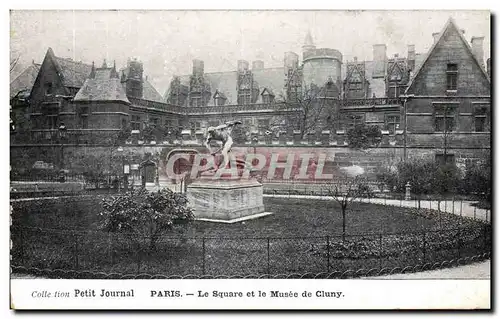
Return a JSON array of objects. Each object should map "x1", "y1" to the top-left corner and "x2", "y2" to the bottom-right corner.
[
  {"x1": 10, "y1": 224, "x2": 491, "y2": 278},
  {"x1": 185, "y1": 103, "x2": 285, "y2": 115},
  {"x1": 341, "y1": 97, "x2": 402, "y2": 107},
  {"x1": 128, "y1": 97, "x2": 184, "y2": 114}
]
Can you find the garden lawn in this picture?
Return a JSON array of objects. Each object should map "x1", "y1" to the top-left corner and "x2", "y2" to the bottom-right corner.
[{"x1": 11, "y1": 196, "x2": 487, "y2": 277}]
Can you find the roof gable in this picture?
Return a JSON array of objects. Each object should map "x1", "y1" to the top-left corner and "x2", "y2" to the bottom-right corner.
[
  {"x1": 261, "y1": 87, "x2": 275, "y2": 96},
  {"x1": 406, "y1": 18, "x2": 490, "y2": 94}
]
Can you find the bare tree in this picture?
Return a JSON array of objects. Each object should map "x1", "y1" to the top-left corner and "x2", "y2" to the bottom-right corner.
[
  {"x1": 324, "y1": 175, "x2": 373, "y2": 241},
  {"x1": 10, "y1": 54, "x2": 20, "y2": 73},
  {"x1": 275, "y1": 81, "x2": 337, "y2": 139}
]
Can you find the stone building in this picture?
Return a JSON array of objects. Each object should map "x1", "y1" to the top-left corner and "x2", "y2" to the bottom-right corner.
[{"x1": 404, "y1": 18, "x2": 491, "y2": 164}]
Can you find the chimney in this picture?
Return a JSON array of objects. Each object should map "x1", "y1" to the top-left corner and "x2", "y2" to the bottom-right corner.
[
  {"x1": 89, "y1": 61, "x2": 96, "y2": 78},
  {"x1": 461, "y1": 29, "x2": 466, "y2": 35},
  {"x1": 471, "y1": 36, "x2": 485, "y2": 69},
  {"x1": 252, "y1": 60, "x2": 264, "y2": 70},
  {"x1": 394, "y1": 53, "x2": 399, "y2": 58},
  {"x1": 353, "y1": 56, "x2": 358, "y2": 62},
  {"x1": 284, "y1": 52, "x2": 299, "y2": 71},
  {"x1": 192, "y1": 59, "x2": 204, "y2": 76},
  {"x1": 372, "y1": 44, "x2": 387, "y2": 78},
  {"x1": 408, "y1": 44, "x2": 416, "y2": 70},
  {"x1": 237, "y1": 60, "x2": 249, "y2": 73},
  {"x1": 432, "y1": 32, "x2": 440, "y2": 44}
]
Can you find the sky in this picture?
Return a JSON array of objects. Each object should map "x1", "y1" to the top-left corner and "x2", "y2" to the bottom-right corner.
[{"x1": 10, "y1": 10, "x2": 491, "y2": 96}]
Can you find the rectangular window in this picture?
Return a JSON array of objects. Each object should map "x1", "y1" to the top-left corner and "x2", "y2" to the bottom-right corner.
[
  {"x1": 208, "y1": 121, "x2": 219, "y2": 127},
  {"x1": 44, "y1": 82, "x2": 53, "y2": 95},
  {"x1": 434, "y1": 105, "x2": 456, "y2": 132},
  {"x1": 446, "y1": 63, "x2": 458, "y2": 91},
  {"x1": 215, "y1": 98, "x2": 226, "y2": 106},
  {"x1": 131, "y1": 115, "x2": 141, "y2": 131},
  {"x1": 347, "y1": 114, "x2": 364, "y2": 130},
  {"x1": 262, "y1": 94, "x2": 274, "y2": 104},
  {"x1": 474, "y1": 105, "x2": 488, "y2": 132},
  {"x1": 190, "y1": 95, "x2": 202, "y2": 107},
  {"x1": 239, "y1": 90, "x2": 252, "y2": 105},
  {"x1": 80, "y1": 117, "x2": 89, "y2": 129},
  {"x1": 190, "y1": 122, "x2": 201, "y2": 131},
  {"x1": 257, "y1": 119, "x2": 270, "y2": 132},
  {"x1": 386, "y1": 115, "x2": 400, "y2": 134},
  {"x1": 150, "y1": 117, "x2": 159, "y2": 127}
]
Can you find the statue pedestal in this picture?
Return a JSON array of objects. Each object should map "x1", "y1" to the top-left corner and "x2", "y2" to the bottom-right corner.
[{"x1": 186, "y1": 178, "x2": 268, "y2": 222}]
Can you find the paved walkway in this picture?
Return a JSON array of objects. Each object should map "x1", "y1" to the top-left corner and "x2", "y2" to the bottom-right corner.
[
  {"x1": 366, "y1": 260, "x2": 490, "y2": 279},
  {"x1": 264, "y1": 194, "x2": 490, "y2": 223}
]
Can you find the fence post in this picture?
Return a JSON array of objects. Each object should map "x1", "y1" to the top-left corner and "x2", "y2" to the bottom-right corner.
[
  {"x1": 326, "y1": 236, "x2": 330, "y2": 273},
  {"x1": 486, "y1": 210, "x2": 489, "y2": 223},
  {"x1": 460, "y1": 200, "x2": 463, "y2": 218},
  {"x1": 136, "y1": 240, "x2": 142, "y2": 274},
  {"x1": 379, "y1": 233, "x2": 383, "y2": 269},
  {"x1": 474, "y1": 206, "x2": 477, "y2": 220},
  {"x1": 422, "y1": 232, "x2": 426, "y2": 263},
  {"x1": 452, "y1": 197, "x2": 455, "y2": 215},
  {"x1": 266, "y1": 237, "x2": 271, "y2": 277},
  {"x1": 19, "y1": 227, "x2": 25, "y2": 265},
  {"x1": 483, "y1": 225, "x2": 488, "y2": 253},
  {"x1": 74, "y1": 232, "x2": 79, "y2": 270},
  {"x1": 202, "y1": 237, "x2": 206, "y2": 275},
  {"x1": 457, "y1": 229, "x2": 461, "y2": 259}
]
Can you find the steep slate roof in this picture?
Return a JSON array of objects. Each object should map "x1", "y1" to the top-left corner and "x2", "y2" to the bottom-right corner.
[
  {"x1": 74, "y1": 68, "x2": 130, "y2": 103},
  {"x1": 29, "y1": 48, "x2": 164, "y2": 104},
  {"x1": 52, "y1": 55, "x2": 93, "y2": 88},
  {"x1": 174, "y1": 67, "x2": 285, "y2": 105},
  {"x1": 10, "y1": 63, "x2": 40, "y2": 98},
  {"x1": 252, "y1": 67, "x2": 285, "y2": 101},
  {"x1": 142, "y1": 79, "x2": 164, "y2": 102},
  {"x1": 405, "y1": 17, "x2": 490, "y2": 94}
]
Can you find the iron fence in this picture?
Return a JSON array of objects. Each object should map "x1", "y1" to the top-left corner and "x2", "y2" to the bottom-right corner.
[
  {"x1": 262, "y1": 188, "x2": 491, "y2": 224},
  {"x1": 10, "y1": 224, "x2": 491, "y2": 279}
]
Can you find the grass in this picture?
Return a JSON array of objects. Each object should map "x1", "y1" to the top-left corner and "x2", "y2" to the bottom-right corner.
[{"x1": 10, "y1": 196, "x2": 489, "y2": 277}]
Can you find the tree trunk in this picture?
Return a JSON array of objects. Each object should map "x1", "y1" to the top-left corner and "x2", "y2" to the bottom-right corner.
[{"x1": 342, "y1": 207, "x2": 346, "y2": 242}]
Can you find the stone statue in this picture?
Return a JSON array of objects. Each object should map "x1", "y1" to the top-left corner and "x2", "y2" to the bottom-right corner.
[{"x1": 203, "y1": 120, "x2": 242, "y2": 171}]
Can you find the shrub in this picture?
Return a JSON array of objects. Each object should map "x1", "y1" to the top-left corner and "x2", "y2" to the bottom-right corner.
[
  {"x1": 98, "y1": 188, "x2": 194, "y2": 251},
  {"x1": 347, "y1": 124, "x2": 382, "y2": 149}
]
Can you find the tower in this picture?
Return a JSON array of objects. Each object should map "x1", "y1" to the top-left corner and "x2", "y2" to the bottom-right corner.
[
  {"x1": 123, "y1": 58, "x2": 144, "y2": 98},
  {"x1": 302, "y1": 30, "x2": 316, "y2": 54}
]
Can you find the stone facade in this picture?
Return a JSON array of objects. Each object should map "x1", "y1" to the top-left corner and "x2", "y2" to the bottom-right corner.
[
  {"x1": 10, "y1": 18, "x2": 490, "y2": 167},
  {"x1": 405, "y1": 18, "x2": 491, "y2": 160}
]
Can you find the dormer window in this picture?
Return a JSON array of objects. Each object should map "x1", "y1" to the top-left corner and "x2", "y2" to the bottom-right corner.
[
  {"x1": 213, "y1": 90, "x2": 227, "y2": 106},
  {"x1": 261, "y1": 88, "x2": 275, "y2": 104}
]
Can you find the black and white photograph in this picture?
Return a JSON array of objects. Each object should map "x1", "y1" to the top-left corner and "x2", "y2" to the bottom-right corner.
[{"x1": 8, "y1": 7, "x2": 492, "y2": 310}]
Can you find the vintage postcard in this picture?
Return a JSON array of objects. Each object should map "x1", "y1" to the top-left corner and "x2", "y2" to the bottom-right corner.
[{"x1": 9, "y1": 9, "x2": 491, "y2": 310}]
